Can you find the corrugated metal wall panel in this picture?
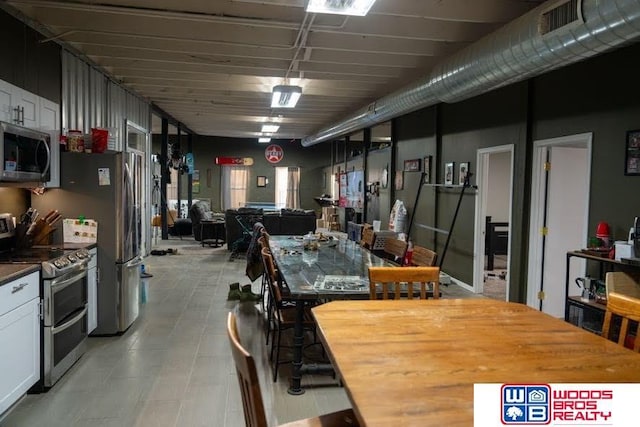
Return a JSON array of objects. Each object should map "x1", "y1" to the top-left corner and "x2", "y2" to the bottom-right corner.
[
  {"x1": 63, "y1": 49, "x2": 151, "y2": 152},
  {"x1": 89, "y1": 68, "x2": 107, "y2": 129}
]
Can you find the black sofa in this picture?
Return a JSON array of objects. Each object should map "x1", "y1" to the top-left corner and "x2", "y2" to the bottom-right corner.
[
  {"x1": 224, "y1": 208, "x2": 316, "y2": 251},
  {"x1": 262, "y1": 209, "x2": 317, "y2": 236}
]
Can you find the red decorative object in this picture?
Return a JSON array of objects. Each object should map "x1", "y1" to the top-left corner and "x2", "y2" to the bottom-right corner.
[
  {"x1": 215, "y1": 157, "x2": 254, "y2": 166},
  {"x1": 265, "y1": 144, "x2": 284, "y2": 164},
  {"x1": 596, "y1": 221, "x2": 611, "y2": 247},
  {"x1": 595, "y1": 221, "x2": 610, "y2": 238}
]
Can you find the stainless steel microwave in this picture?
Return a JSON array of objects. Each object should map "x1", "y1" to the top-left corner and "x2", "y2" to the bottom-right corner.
[{"x1": 1, "y1": 121, "x2": 51, "y2": 183}]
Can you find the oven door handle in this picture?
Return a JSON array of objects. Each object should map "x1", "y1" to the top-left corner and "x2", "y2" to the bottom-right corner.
[
  {"x1": 51, "y1": 307, "x2": 87, "y2": 334},
  {"x1": 50, "y1": 270, "x2": 88, "y2": 293}
]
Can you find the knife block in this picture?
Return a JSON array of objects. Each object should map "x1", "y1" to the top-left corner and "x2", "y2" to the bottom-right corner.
[
  {"x1": 15, "y1": 223, "x2": 34, "y2": 249},
  {"x1": 32, "y1": 223, "x2": 55, "y2": 245}
]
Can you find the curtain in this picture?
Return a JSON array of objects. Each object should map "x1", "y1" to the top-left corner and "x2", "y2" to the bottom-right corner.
[
  {"x1": 275, "y1": 167, "x2": 288, "y2": 209},
  {"x1": 286, "y1": 167, "x2": 300, "y2": 209},
  {"x1": 221, "y1": 166, "x2": 249, "y2": 210}
]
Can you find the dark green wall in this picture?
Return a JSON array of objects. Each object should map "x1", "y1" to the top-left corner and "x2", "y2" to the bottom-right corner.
[
  {"x1": 533, "y1": 42, "x2": 640, "y2": 242},
  {"x1": 153, "y1": 135, "x2": 332, "y2": 213}
]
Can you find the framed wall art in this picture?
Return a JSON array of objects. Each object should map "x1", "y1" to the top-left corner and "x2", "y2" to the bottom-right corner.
[
  {"x1": 423, "y1": 156, "x2": 432, "y2": 184},
  {"x1": 625, "y1": 129, "x2": 640, "y2": 175},
  {"x1": 257, "y1": 176, "x2": 267, "y2": 187},
  {"x1": 404, "y1": 158, "x2": 421, "y2": 172},
  {"x1": 459, "y1": 162, "x2": 470, "y2": 185},
  {"x1": 444, "y1": 162, "x2": 455, "y2": 185}
]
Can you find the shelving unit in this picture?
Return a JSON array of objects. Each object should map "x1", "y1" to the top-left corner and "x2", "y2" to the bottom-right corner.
[{"x1": 564, "y1": 250, "x2": 639, "y2": 334}]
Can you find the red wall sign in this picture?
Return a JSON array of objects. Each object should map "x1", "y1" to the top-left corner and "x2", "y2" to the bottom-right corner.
[{"x1": 265, "y1": 144, "x2": 284, "y2": 164}]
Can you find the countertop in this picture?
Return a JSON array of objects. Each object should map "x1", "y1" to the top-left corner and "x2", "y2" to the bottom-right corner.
[
  {"x1": 0, "y1": 242, "x2": 96, "y2": 287},
  {"x1": 0, "y1": 264, "x2": 40, "y2": 287}
]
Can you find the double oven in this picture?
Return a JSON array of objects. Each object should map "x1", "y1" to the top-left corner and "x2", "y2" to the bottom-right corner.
[
  {"x1": 41, "y1": 249, "x2": 90, "y2": 387},
  {"x1": 0, "y1": 244, "x2": 91, "y2": 389}
]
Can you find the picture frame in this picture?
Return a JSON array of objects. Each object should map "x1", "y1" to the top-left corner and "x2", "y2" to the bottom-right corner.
[
  {"x1": 395, "y1": 170, "x2": 404, "y2": 190},
  {"x1": 459, "y1": 162, "x2": 470, "y2": 185},
  {"x1": 444, "y1": 162, "x2": 455, "y2": 185},
  {"x1": 257, "y1": 176, "x2": 267, "y2": 187},
  {"x1": 625, "y1": 129, "x2": 640, "y2": 175},
  {"x1": 404, "y1": 158, "x2": 421, "y2": 172},
  {"x1": 193, "y1": 170, "x2": 200, "y2": 193},
  {"x1": 423, "y1": 156, "x2": 432, "y2": 184}
]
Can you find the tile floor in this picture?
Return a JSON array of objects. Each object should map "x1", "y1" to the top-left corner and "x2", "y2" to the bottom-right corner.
[{"x1": 1, "y1": 237, "x2": 477, "y2": 427}]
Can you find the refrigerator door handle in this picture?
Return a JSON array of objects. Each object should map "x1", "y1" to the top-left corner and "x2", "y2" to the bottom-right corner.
[{"x1": 125, "y1": 255, "x2": 144, "y2": 268}]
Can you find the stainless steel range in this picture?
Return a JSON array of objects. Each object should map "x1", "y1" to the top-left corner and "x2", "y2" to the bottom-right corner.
[
  {"x1": 41, "y1": 248, "x2": 91, "y2": 387},
  {"x1": 0, "y1": 244, "x2": 91, "y2": 388}
]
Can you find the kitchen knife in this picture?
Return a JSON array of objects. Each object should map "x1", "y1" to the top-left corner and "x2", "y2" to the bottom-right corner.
[{"x1": 43, "y1": 210, "x2": 57, "y2": 223}]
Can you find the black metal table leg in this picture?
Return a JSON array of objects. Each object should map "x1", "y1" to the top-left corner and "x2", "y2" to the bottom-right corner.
[{"x1": 287, "y1": 299, "x2": 306, "y2": 395}]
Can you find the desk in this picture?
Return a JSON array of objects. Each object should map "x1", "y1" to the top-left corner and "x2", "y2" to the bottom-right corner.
[
  {"x1": 312, "y1": 299, "x2": 640, "y2": 427},
  {"x1": 269, "y1": 235, "x2": 394, "y2": 395}
]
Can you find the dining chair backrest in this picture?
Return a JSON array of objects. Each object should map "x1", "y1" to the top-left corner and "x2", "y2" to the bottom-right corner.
[
  {"x1": 261, "y1": 247, "x2": 284, "y2": 303},
  {"x1": 227, "y1": 312, "x2": 360, "y2": 427},
  {"x1": 368, "y1": 266, "x2": 440, "y2": 300},
  {"x1": 227, "y1": 312, "x2": 269, "y2": 427},
  {"x1": 411, "y1": 245, "x2": 438, "y2": 267},
  {"x1": 382, "y1": 238, "x2": 408, "y2": 264},
  {"x1": 602, "y1": 291, "x2": 640, "y2": 352},
  {"x1": 361, "y1": 227, "x2": 375, "y2": 249}
]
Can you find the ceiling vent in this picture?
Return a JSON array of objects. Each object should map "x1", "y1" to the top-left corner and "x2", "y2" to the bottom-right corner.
[{"x1": 539, "y1": 0, "x2": 583, "y2": 35}]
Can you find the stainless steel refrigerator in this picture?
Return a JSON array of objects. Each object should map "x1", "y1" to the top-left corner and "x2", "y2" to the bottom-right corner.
[{"x1": 34, "y1": 151, "x2": 143, "y2": 335}]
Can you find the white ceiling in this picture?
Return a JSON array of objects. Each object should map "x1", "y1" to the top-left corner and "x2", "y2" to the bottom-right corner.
[{"x1": 9, "y1": 0, "x2": 545, "y2": 139}]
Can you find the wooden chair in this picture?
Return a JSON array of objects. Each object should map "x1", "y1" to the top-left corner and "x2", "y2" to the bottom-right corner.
[
  {"x1": 601, "y1": 292, "x2": 640, "y2": 352},
  {"x1": 261, "y1": 247, "x2": 316, "y2": 382},
  {"x1": 368, "y1": 266, "x2": 440, "y2": 300},
  {"x1": 360, "y1": 227, "x2": 375, "y2": 249},
  {"x1": 226, "y1": 312, "x2": 359, "y2": 427},
  {"x1": 382, "y1": 237, "x2": 408, "y2": 264},
  {"x1": 410, "y1": 245, "x2": 438, "y2": 267}
]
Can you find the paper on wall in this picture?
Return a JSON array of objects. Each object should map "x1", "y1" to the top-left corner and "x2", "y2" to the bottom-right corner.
[{"x1": 63, "y1": 219, "x2": 98, "y2": 243}]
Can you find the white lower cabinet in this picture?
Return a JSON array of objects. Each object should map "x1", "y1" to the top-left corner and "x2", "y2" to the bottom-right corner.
[
  {"x1": 88, "y1": 248, "x2": 98, "y2": 334},
  {"x1": 0, "y1": 271, "x2": 41, "y2": 416}
]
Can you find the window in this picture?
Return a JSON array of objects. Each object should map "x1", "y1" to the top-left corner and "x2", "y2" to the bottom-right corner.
[
  {"x1": 275, "y1": 167, "x2": 300, "y2": 209},
  {"x1": 222, "y1": 166, "x2": 249, "y2": 209}
]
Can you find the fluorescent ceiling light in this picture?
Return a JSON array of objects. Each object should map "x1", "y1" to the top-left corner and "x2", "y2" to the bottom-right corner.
[
  {"x1": 306, "y1": 0, "x2": 376, "y2": 16},
  {"x1": 271, "y1": 85, "x2": 302, "y2": 108},
  {"x1": 261, "y1": 124, "x2": 280, "y2": 133},
  {"x1": 258, "y1": 137, "x2": 271, "y2": 143}
]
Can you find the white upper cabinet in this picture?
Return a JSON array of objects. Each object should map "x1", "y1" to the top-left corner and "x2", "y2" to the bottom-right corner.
[
  {"x1": 39, "y1": 97, "x2": 61, "y2": 188},
  {"x1": 0, "y1": 80, "x2": 39, "y2": 128}
]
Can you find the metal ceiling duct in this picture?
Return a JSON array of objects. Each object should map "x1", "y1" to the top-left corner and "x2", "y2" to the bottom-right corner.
[{"x1": 301, "y1": 0, "x2": 640, "y2": 147}]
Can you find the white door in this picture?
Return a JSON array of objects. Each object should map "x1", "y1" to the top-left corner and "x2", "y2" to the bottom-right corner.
[
  {"x1": 474, "y1": 145, "x2": 514, "y2": 298},
  {"x1": 527, "y1": 134, "x2": 592, "y2": 317}
]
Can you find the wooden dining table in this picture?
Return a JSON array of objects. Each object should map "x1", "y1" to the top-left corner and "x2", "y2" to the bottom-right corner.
[
  {"x1": 312, "y1": 299, "x2": 640, "y2": 427},
  {"x1": 268, "y1": 235, "x2": 395, "y2": 395}
]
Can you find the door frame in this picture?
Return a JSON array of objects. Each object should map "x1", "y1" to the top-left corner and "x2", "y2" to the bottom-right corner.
[
  {"x1": 473, "y1": 144, "x2": 514, "y2": 297},
  {"x1": 526, "y1": 132, "x2": 592, "y2": 309}
]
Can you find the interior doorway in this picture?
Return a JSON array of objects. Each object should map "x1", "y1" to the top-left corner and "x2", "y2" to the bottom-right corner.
[
  {"x1": 527, "y1": 133, "x2": 592, "y2": 317},
  {"x1": 473, "y1": 145, "x2": 514, "y2": 299}
]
